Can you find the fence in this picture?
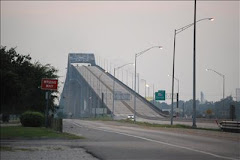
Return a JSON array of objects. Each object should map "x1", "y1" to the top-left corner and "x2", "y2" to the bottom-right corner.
[{"x1": 48, "y1": 118, "x2": 62, "y2": 132}]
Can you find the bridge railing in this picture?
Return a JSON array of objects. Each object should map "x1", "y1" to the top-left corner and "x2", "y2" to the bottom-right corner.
[
  {"x1": 72, "y1": 66, "x2": 111, "y2": 115},
  {"x1": 95, "y1": 65, "x2": 168, "y2": 117}
]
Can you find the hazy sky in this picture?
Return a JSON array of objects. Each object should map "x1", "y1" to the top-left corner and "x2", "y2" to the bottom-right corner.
[{"x1": 1, "y1": 1, "x2": 239, "y2": 103}]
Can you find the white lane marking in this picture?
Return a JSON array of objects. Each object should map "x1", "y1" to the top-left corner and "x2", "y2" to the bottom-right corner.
[{"x1": 70, "y1": 120, "x2": 239, "y2": 160}]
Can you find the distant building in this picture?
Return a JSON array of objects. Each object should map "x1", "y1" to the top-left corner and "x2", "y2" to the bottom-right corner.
[
  {"x1": 236, "y1": 88, "x2": 240, "y2": 102},
  {"x1": 200, "y1": 91, "x2": 206, "y2": 104}
]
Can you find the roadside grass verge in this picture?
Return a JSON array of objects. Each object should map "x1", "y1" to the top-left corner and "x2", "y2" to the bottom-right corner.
[
  {"x1": 0, "y1": 126, "x2": 83, "y2": 139},
  {"x1": 81, "y1": 116, "x2": 113, "y2": 121},
  {"x1": 79, "y1": 117, "x2": 220, "y2": 131},
  {"x1": 118, "y1": 119, "x2": 221, "y2": 131},
  {"x1": 118, "y1": 119, "x2": 192, "y2": 128}
]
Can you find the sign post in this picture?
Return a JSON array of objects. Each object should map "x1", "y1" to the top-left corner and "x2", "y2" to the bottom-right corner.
[
  {"x1": 41, "y1": 78, "x2": 58, "y2": 128},
  {"x1": 45, "y1": 91, "x2": 49, "y2": 127}
]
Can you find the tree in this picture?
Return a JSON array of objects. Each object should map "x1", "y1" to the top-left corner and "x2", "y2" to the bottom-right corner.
[
  {"x1": 205, "y1": 109, "x2": 213, "y2": 118},
  {"x1": 0, "y1": 46, "x2": 58, "y2": 114}
]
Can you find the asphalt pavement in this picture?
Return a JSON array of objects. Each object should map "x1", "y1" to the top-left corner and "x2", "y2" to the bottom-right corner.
[{"x1": 64, "y1": 119, "x2": 240, "y2": 160}]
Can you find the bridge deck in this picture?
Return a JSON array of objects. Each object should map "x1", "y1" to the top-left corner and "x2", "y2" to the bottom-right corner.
[{"x1": 76, "y1": 66, "x2": 166, "y2": 119}]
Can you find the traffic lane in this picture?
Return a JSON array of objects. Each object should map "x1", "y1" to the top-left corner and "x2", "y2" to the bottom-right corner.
[
  {"x1": 64, "y1": 120, "x2": 224, "y2": 160},
  {"x1": 95, "y1": 125, "x2": 240, "y2": 159},
  {"x1": 71, "y1": 120, "x2": 239, "y2": 160},
  {"x1": 64, "y1": 120, "x2": 239, "y2": 160},
  {"x1": 64, "y1": 120, "x2": 137, "y2": 142},
  {"x1": 82, "y1": 141, "x2": 225, "y2": 160},
  {"x1": 66, "y1": 119, "x2": 239, "y2": 153}
]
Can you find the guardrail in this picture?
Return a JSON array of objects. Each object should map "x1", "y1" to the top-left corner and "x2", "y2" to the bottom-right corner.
[{"x1": 217, "y1": 120, "x2": 240, "y2": 133}]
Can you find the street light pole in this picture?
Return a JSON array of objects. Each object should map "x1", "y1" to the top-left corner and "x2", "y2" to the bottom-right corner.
[
  {"x1": 112, "y1": 63, "x2": 134, "y2": 118},
  {"x1": 171, "y1": 16, "x2": 214, "y2": 125},
  {"x1": 206, "y1": 68, "x2": 225, "y2": 102},
  {"x1": 152, "y1": 84, "x2": 155, "y2": 105},
  {"x1": 134, "y1": 55, "x2": 137, "y2": 122},
  {"x1": 171, "y1": 30, "x2": 177, "y2": 125},
  {"x1": 192, "y1": 0, "x2": 197, "y2": 128},
  {"x1": 97, "y1": 70, "x2": 107, "y2": 118},
  {"x1": 126, "y1": 70, "x2": 128, "y2": 86},
  {"x1": 168, "y1": 75, "x2": 179, "y2": 118},
  {"x1": 146, "y1": 84, "x2": 150, "y2": 98},
  {"x1": 137, "y1": 73, "x2": 140, "y2": 94},
  {"x1": 141, "y1": 79, "x2": 147, "y2": 98},
  {"x1": 134, "y1": 46, "x2": 163, "y2": 122},
  {"x1": 112, "y1": 68, "x2": 116, "y2": 118},
  {"x1": 223, "y1": 75, "x2": 225, "y2": 100},
  {"x1": 132, "y1": 73, "x2": 134, "y2": 89}
]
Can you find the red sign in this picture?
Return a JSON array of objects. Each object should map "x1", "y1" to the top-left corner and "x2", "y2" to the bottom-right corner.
[{"x1": 41, "y1": 78, "x2": 58, "y2": 90}]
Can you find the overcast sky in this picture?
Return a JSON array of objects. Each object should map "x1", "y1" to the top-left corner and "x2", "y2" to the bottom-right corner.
[{"x1": 1, "y1": 1, "x2": 239, "y2": 103}]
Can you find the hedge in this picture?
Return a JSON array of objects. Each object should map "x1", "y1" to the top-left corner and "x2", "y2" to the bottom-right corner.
[{"x1": 20, "y1": 111, "x2": 44, "y2": 127}]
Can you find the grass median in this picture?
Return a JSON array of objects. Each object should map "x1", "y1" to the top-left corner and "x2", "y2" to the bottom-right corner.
[
  {"x1": 118, "y1": 119, "x2": 221, "y2": 131},
  {"x1": 0, "y1": 126, "x2": 83, "y2": 140},
  {"x1": 82, "y1": 118, "x2": 220, "y2": 131}
]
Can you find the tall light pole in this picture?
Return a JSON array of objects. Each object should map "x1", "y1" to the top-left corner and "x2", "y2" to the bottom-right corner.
[
  {"x1": 141, "y1": 79, "x2": 147, "y2": 98},
  {"x1": 146, "y1": 84, "x2": 150, "y2": 98},
  {"x1": 206, "y1": 68, "x2": 225, "y2": 101},
  {"x1": 168, "y1": 74, "x2": 179, "y2": 113},
  {"x1": 97, "y1": 70, "x2": 107, "y2": 118},
  {"x1": 137, "y1": 73, "x2": 140, "y2": 94},
  {"x1": 192, "y1": 0, "x2": 197, "y2": 128},
  {"x1": 134, "y1": 46, "x2": 163, "y2": 122},
  {"x1": 171, "y1": 17, "x2": 214, "y2": 126},
  {"x1": 152, "y1": 84, "x2": 155, "y2": 105},
  {"x1": 112, "y1": 63, "x2": 134, "y2": 118},
  {"x1": 132, "y1": 73, "x2": 134, "y2": 89},
  {"x1": 126, "y1": 70, "x2": 128, "y2": 86},
  {"x1": 168, "y1": 75, "x2": 179, "y2": 96}
]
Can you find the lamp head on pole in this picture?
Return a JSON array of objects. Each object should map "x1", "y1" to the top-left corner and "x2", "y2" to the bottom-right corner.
[
  {"x1": 209, "y1": 18, "x2": 214, "y2": 21},
  {"x1": 158, "y1": 46, "x2": 163, "y2": 49}
]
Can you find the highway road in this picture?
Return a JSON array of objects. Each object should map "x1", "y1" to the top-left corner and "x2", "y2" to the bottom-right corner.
[{"x1": 64, "y1": 119, "x2": 240, "y2": 160}]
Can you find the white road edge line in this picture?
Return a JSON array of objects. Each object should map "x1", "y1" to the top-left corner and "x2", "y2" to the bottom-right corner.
[{"x1": 70, "y1": 120, "x2": 238, "y2": 160}]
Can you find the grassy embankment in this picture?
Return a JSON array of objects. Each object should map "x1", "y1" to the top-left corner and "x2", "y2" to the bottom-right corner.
[{"x1": 0, "y1": 126, "x2": 83, "y2": 139}]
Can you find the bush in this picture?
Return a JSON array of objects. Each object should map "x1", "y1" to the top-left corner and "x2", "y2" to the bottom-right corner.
[{"x1": 20, "y1": 111, "x2": 44, "y2": 127}]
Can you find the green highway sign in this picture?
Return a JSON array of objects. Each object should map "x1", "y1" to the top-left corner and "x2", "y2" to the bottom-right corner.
[{"x1": 155, "y1": 90, "x2": 166, "y2": 100}]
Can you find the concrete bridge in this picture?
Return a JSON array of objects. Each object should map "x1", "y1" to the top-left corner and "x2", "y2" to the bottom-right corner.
[{"x1": 59, "y1": 53, "x2": 167, "y2": 120}]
